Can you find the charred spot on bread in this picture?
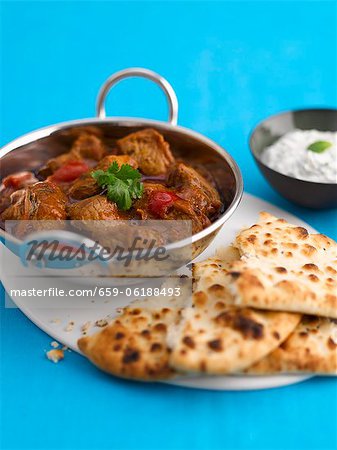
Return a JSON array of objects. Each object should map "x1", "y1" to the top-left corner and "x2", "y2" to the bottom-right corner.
[
  {"x1": 115, "y1": 332, "x2": 125, "y2": 340},
  {"x1": 234, "y1": 315, "x2": 264, "y2": 340},
  {"x1": 182, "y1": 336, "x2": 195, "y2": 349},
  {"x1": 241, "y1": 273, "x2": 264, "y2": 289},
  {"x1": 207, "y1": 339, "x2": 223, "y2": 351},
  {"x1": 141, "y1": 329, "x2": 150, "y2": 337},
  {"x1": 275, "y1": 267, "x2": 287, "y2": 274},
  {"x1": 302, "y1": 315, "x2": 320, "y2": 325},
  {"x1": 327, "y1": 337, "x2": 337, "y2": 350},
  {"x1": 215, "y1": 301, "x2": 225, "y2": 310},
  {"x1": 122, "y1": 348, "x2": 140, "y2": 364},
  {"x1": 295, "y1": 227, "x2": 309, "y2": 239},
  {"x1": 228, "y1": 271, "x2": 241, "y2": 280},
  {"x1": 301, "y1": 244, "x2": 317, "y2": 256},
  {"x1": 247, "y1": 234, "x2": 257, "y2": 244},
  {"x1": 326, "y1": 266, "x2": 337, "y2": 275},
  {"x1": 194, "y1": 291, "x2": 207, "y2": 307},
  {"x1": 150, "y1": 343, "x2": 162, "y2": 352},
  {"x1": 199, "y1": 361, "x2": 207, "y2": 372},
  {"x1": 303, "y1": 263, "x2": 319, "y2": 271},
  {"x1": 299, "y1": 331, "x2": 308, "y2": 338},
  {"x1": 280, "y1": 341, "x2": 288, "y2": 350},
  {"x1": 208, "y1": 283, "x2": 225, "y2": 295},
  {"x1": 154, "y1": 323, "x2": 167, "y2": 332},
  {"x1": 308, "y1": 274, "x2": 319, "y2": 282},
  {"x1": 215, "y1": 310, "x2": 264, "y2": 340}
]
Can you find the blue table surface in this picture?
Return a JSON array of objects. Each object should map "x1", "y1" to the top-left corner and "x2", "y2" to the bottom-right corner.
[{"x1": 1, "y1": 1, "x2": 337, "y2": 449}]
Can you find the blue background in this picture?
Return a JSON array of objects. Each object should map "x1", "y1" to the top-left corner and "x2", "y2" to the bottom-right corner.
[{"x1": 1, "y1": 1, "x2": 337, "y2": 449}]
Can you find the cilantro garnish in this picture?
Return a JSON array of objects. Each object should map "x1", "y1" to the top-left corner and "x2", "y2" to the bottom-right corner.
[{"x1": 92, "y1": 162, "x2": 144, "y2": 211}]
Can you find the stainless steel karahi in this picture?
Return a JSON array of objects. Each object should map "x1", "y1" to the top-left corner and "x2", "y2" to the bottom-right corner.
[{"x1": 0, "y1": 68, "x2": 243, "y2": 272}]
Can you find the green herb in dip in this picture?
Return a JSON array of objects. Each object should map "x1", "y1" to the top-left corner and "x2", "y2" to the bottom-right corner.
[
  {"x1": 307, "y1": 140, "x2": 332, "y2": 153},
  {"x1": 261, "y1": 130, "x2": 337, "y2": 183}
]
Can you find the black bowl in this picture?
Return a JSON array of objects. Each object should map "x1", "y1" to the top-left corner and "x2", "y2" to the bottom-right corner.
[{"x1": 249, "y1": 108, "x2": 337, "y2": 209}]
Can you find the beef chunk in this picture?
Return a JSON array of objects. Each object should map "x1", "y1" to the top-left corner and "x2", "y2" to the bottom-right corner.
[
  {"x1": 67, "y1": 195, "x2": 124, "y2": 221},
  {"x1": 68, "y1": 133, "x2": 106, "y2": 161},
  {"x1": 134, "y1": 182, "x2": 209, "y2": 234},
  {"x1": 38, "y1": 133, "x2": 107, "y2": 177},
  {"x1": 67, "y1": 195, "x2": 171, "y2": 249},
  {"x1": 164, "y1": 198, "x2": 210, "y2": 234},
  {"x1": 68, "y1": 194, "x2": 168, "y2": 249},
  {"x1": 117, "y1": 129, "x2": 174, "y2": 176},
  {"x1": 67, "y1": 195, "x2": 128, "y2": 248},
  {"x1": 167, "y1": 162, "x2": 221, "y2": 217},
  {"x1": 0, "y1": 172, "x2": 38, "y2": 214},
  {"x1": 2, "y1": 181, "x2": 67, "y2": 221},
  {"x1": 67, "y1": 155, "x2": 138, "y2": 200},
  {"x1": 1, "y1": 181, "x2": 67, "y2": 238}
]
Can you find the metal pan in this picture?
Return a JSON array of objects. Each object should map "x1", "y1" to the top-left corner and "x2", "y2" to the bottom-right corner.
[{"x1": 0, "y1": 68, "x2": 243, "y2": 272}]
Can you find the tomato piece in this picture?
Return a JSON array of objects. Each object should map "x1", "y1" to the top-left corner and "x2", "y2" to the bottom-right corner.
[
  {"x1": 51, "y1": 161, "x2": 89, "y2": 182},
  {"x1": 148, "y1": 191, "x2": 179, "y2": 217},
  {"x1": 3, "y1": 172, "x2": 37, "y2": 189}
]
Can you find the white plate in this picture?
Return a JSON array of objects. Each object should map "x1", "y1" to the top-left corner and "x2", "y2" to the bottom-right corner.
[{"x1": 0, "y1": 193, "x2": 313, "y2": 390}]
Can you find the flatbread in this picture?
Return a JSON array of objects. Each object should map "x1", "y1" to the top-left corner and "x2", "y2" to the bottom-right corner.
[
  {"x1": 246, "y1": 316, "x2": 337, "y2": 375},
  {"x1": 78, "y1": 285, "x2": 187, "y2": 381},
  {"x1": 206, "y1": 212, "x2": 337, "y2": 318},
  {"x1": 168, "y1": 257, "x2": 301, "y2": 375},
  {"x1": 78, "y1": 212, "x2": 337, "y2": 380}
]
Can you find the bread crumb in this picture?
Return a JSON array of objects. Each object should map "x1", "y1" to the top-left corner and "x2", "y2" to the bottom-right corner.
[
  {"x1": 50, "y1": 341, "x2": 59, "y2": 348},
  {"x1": 64, "y1": 321, "x2": 75, "y2": 332},
  {"x1": 81, "y1": 321, "x2": 92, "y2": 335},
  {"x1": 95, "y1": 319, "x2": 108, "y2": 328},
  {"x1": 46, "y1": 349, "x2": 64, "y2": 363},
  {"x1": 50, "y1": 318, "x2": 61, "y2": 325}
]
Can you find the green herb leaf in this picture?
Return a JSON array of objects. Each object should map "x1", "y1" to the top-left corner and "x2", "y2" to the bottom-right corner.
[
  {"x1": 307, "y1": 140, "x2": 332, "y2": 154},
  {"x1": 92, "y1": 163, "x2": 144, "y2": 210}
]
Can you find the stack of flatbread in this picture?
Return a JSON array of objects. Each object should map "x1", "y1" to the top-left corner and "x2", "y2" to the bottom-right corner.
[{"x1": 78, "y1": 212, "x2": 337, "y2": 380}]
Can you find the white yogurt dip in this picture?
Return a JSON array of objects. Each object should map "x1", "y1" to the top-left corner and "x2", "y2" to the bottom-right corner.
[{"x1": 261, "y1": 129, "x2": 337, "y2": 183}]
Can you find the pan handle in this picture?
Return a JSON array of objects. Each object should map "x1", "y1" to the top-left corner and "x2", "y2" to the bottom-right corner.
[{"x1": 96, "y1": 68, "x2": 179, "y2": 125}]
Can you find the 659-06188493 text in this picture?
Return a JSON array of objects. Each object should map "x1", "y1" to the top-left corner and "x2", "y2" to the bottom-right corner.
[{"x1": 9, "y1": 286, "x2": 183, "y2": 298}]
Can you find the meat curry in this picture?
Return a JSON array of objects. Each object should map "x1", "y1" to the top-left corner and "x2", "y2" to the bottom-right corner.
[{"x1": 0, "y1": 128, "x2": 223, "y2": 236}]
